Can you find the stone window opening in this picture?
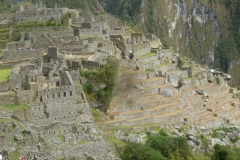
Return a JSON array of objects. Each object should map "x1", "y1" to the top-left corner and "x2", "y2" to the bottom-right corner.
[
  {"x1": 3, "y1": 129, "x2": 4, "y2": 132},
  {"x1": 40, "y1": 96, "x2": 42, "y2": 102},
  {"x1": 52, "y1": 94, "x2": 55, "y2": 98},
  {"x1": 46, "y1": 95, "x2": 49, "y2": 99},
  {"x1": 58, "y1": 93, "x2": 60, "y2": 97},
  {"x1": 70, "y1": 91, "x2": 72, "y2": 96},
  {"x1": 64, "y1": 92, "x2": 66, "y2": 97}
]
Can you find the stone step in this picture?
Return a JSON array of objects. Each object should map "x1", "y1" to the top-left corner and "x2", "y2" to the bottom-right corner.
[
  {"x1": 134, "y1": 77, "x2": 166, "y2": 88},
  {"x1": 213, "y1": 106, "x2": 239, "y2": 118},
  {"x1": 192, "y1": 100, "x2": 204, "y2": 109},
  {"x1": 117, "y1": 70, "x2": 146, "y2": 82},
  {"x1": 226, "y1": 112, "x2": 240, "y2": 125},
  {"x1": 186, "y1": 95, "x2": 203, "y2": 103},
  {"x1": 112, "y1": 93, "x2": 164, "y2": 107},
  {"x1": 207, "y1": 98, "x2": 238, "y2": 112},
  {"x1": 112, "y1": 93, "x2": 182, "y2": 113},
  {"x1": 145, "y1": 100, "x2": 183, "y2": 115},
  {"x1": 192, "y1": 111, "x2": 214, "y2": 121},
  {"x1": 114, "y1": 76, "x2": 166, "y2": 90},
  {"x1": 191, "y1": 106, "x2": 207, "y2": 115},
  {"x1": 196, "y1": 84, "x2": 221, "y2": 94},
  {"x1": 109, "y1": 109, "x2": 151, "y2": 120},
  {"x1": 209, "y1": 89, "x2": 230, "y2": 98},
  {"x1": 154, "y1": 109, "x2": 184, "y2": 123},
  {"x1": 198, "y1": 117, "x2": 223, "y2": 127},
  {"x1": 113, "y1": 83, "x2": 174, "y2": 100},
  {"x1": 104, "y1": 118, "x2": 125, "y2": 125},
  {"x1": 204, "y1": 93, "x2": 233, "y2": 108},
  {"x1": 183, "y1": 106, "x2": 209, "y2": 121},
  {"x1": 125, "y1": 115, "x2": 155, "y2": 126}
]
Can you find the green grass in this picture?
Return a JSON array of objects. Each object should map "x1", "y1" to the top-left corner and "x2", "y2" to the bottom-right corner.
[
  {"x1": 145, "y1": 68, "x2": 154, "y2": 73},
  {"x1": 0, "y1": 32, "x2": 9, "y2": 36},
  {"x1": 0, "y1": 39, "x2": 8, "y2": 43},
  {"x1": 0, "y1": 50, "x2": 2, "y2": 58},
  {"x1": 0, "y1": 68, "x2": 11, "y2": 82},
  {"x1": 139, "y1": 52, "x2": 157, "y2": 59},
  {"x1": 92, "y1": 108, "x2": 103, "y2": 122},
  {"x1": 107, "y1": 136, "x2": 126, "y2": 148},
  {"x1": 3, "y1": 104, "x2": 29, "y2": 111},
  {"x1": 9, "y1": 149, "x2": 20, "y2": 160},
  {"x1": 0, "y1": 28, "x2": 9, "y2": 33},
  {"x1": 59, "y1": 135, "x2": 65, "y2": 142}
]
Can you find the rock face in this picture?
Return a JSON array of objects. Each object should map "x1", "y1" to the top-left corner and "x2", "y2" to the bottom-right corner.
[{"x1": 102, "y1": 0, "x2": 240, "y2": 84}]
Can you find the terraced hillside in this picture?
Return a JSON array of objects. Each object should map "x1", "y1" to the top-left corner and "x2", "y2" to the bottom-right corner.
[{"x1": 105, "y1": 49, "x2": 240, "y2": 127}]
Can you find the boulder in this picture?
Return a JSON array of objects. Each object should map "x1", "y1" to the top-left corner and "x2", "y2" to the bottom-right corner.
[
  {"x1": 89, "y1": 127, "x2": 99, "y2": 134},
  {"x1": 212, "y1": 138, "x2": 225, "y2": 146},
  {"x1": 226, "y1": 132, "x2": 236, "y2": 141},
  {"x1": 234, "y1": 140, "x2": 240, "y2": 148}
]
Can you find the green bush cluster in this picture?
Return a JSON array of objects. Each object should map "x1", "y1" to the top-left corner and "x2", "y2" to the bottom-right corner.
[
  {"x1": 121, "y1": 130, "x2": 204, "y2": 160},
  {"x1": 81, "y1": 58, "x2": 119, "y2": 111}
]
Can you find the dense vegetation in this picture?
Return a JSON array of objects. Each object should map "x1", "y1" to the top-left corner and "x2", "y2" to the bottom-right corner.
[
  {"x1": 120, "y1": 129, "x2": 240, "y2": 160},
  {"x1": 81, "y1": 58, "x2": 119, "y2": 111}
]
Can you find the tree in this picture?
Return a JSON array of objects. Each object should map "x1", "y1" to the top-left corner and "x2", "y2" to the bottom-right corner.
[{"x1": 121, "y1": 142, "x2": 167, "y2": 160}]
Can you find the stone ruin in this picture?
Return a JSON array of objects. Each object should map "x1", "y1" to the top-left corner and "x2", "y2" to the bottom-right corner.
[{"x1": 0, "y1": 2, "x2": 239, "y2": 160}]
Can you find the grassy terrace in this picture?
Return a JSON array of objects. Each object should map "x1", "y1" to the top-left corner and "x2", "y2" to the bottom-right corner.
[
  {"x1": 139, "y1": 52, "x2": 157, "y2": 59},
  {"x1": 2, "y1": 104, "x2": 29, "y2": 111},
  {"x1": 0, "y1": 68, "x2": 11, "y2": 82},
  {"x1": 0, "y1": 49, "x2": 2, "y2": 58}
]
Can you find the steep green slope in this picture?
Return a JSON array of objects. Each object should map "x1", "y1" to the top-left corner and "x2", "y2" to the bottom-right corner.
[
  {"x1": 0, "y1": 0, "x2": 12, "y2": 13},
  {"x1": 102, "y1": 0, "x2": 240, "y2": 85}
]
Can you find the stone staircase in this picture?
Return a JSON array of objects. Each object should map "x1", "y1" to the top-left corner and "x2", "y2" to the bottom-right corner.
[{"x1": 104, "y1": 50, "x2": 240, "y2": 127}]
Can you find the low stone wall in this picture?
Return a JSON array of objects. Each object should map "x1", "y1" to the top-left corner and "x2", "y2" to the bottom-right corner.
[
  {"x1": 23, "y1": 26, "x2": 71, "y2": 32},
  {"x1": 0, "y1": 82, "x2": 9, "y2": 92},
  {"x1": 0, "y1": 59, "x2": 29, "y2": 69},
  {"x1": 2, "y1": 49, "x2": 44, "y2": 62},
  {"x1": 0, "y1": 92, "x2": 16, "y2": 105},
  {"x1": 82, "y1": 60, "x2": 101, "y2": 70}
]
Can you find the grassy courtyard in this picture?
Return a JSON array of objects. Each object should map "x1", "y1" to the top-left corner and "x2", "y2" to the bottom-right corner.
[
  {"x1": 3, "y1": 104, "x2": 29, "y2": 111},
  {"x1": 0, "y1": 68, "x2": 11, "y2": 82}
]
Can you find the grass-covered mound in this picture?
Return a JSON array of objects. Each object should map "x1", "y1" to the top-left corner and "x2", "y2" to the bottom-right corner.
[{"x1": 0, "y1": 68, "x2": 11, "y2": 82}]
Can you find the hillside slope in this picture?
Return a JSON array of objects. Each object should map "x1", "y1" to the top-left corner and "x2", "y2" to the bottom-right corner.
[{"x1": 102, "y1": 0, "x2": 240, "y2": 85}]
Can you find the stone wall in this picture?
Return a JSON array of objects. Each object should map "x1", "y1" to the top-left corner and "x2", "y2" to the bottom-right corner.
[
  {"x1": 17, "y1": 90, "x2": 35, "y2": 104},
  {"x1": 27, "y1": 32, "x2": 73, "y2": 40},
  {"x1": 38, "y1": 122, "x2": 74, "y2": 137},
  {"x1": 82, "y1": 60, "x2": 101, "y2": 70},
  {"x1": 38, "y1": 85, "x2": 76, "y2": 104},
  {"x1": 0, "y1": 123, "x2": 14, "y2": 146},
  {"x1": 79, "y1": 28, "x2": 103, "y2": 36},
  {"x1": 0, "y1": 92, "x2": 16, "y2": 105},
  {"x1": 6, "y1": 41, "x2": 31, "y2": 50},
  {"x1": 127, "y1": 42, "x2": 151, "y2": 56},
  {"x1": 0, "y1": 82, "x2": 9, "y2": 92},
  {"x1": 46, "y1": 103, "x2": 84, "y2": 118},
  {"x1": 23, "y1": 26, "x2": 70, "y2": 32},
  {"x1": 2, "y1": 49, "x2": 44, "y2": 62},
  {"x1": 30, "y1": 105, "x2": 44, "y2": 120},
  {"x1": 108, "y1": 29, "x2": 125, "y2": 35}
]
